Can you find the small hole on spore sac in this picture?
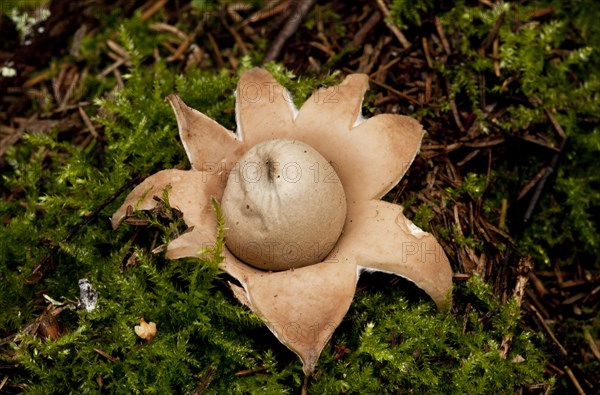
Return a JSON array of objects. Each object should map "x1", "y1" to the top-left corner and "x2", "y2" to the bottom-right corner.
[{"x1": 246, "y1": 204, "x2": 250, "y2": 209}]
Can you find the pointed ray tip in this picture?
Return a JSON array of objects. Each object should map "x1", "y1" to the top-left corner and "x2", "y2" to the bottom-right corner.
[{"x1": 342, "y1": 73, "x2": 369, "y2": 86}]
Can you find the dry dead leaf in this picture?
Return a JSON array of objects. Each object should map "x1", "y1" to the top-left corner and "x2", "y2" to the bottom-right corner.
[{"x1": 134, "y1": 318, "x2": 157, "y2": 342}]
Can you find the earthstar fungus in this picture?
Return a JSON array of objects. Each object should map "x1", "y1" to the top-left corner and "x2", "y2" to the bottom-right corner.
[{"x1": 112, "y1": 68, "x2": 453, "y2": 375}]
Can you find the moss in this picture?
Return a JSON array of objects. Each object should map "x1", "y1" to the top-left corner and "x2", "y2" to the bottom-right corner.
[
  {"x1": 411, "y1": 203, "x2": 435, "y2": 232},
  {"x1": 0, "y1": 4, "x2": 563, "y2": 392},
  {"x1": 263, "y1": 61, "x2": 343, "y2": 108},
  {"x1": 445, "y1": 172, "x2": 487, "y2": 201},
  {"x1": 390, "y1": 0, "x2": 433, "y2": 30}
]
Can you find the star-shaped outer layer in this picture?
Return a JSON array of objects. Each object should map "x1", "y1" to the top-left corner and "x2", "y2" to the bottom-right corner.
[{"x1": 112, "y1": 68, "x2": 453, "y2": 375}]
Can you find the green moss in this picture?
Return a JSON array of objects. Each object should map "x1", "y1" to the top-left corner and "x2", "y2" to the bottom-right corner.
[
  {"x1": 445, "y1": 172, "x2": 487, "y2": 201},
  {"x1": 411, "y1": 202, "x2": 435, "y2": 231},
  {"x1": 390, "y1": 0, "x2": 433, "y2": 30},
  {"x1": 263, "y1": 61, "x2": 343, "y2": 108},
  {"x1": 0, "y1": 7, "x2": 557, "y2": 393}
]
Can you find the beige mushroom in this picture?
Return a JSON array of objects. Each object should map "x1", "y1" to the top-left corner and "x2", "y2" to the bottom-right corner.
[
  {"x1": 112, "y1": 68, "x2": 453, "y2": 376},
  {"x1": 222, "y1": 139, "x2": 346, "y2": 270}
]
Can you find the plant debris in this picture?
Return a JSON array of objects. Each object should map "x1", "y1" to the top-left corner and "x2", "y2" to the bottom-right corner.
[{"x1": 134, "y1": 318, "x2": 157, "y2": 342}]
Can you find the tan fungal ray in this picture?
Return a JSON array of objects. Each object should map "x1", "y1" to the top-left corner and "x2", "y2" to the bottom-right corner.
[
  {"x1": 165, "y1": 222, "x2": 217, "y2": 260},
  {"x1": 223, "y1": 253, "x2": 358, "y2": 375},
  {"x1": 235, "y1": 68, "x2": 296, "y2": 146},
  {"x1": 111, "y1": 169, "x2": 220, "y2": 230},
  {"x1": 294, "y1": 112, "x2": 424, "y2": 202},
  {"x1": 295, "y1": 73, "x2": 369, "y2": 132},
  {"x1": 338, "y1": 200, "x2": 453, "y2": 310},
  {"x1": 167, "y1": 94, "x2": 245, "y2": 173},
  {"x1": 291, "y1": 73, "x2": 423, "y2": 200}
]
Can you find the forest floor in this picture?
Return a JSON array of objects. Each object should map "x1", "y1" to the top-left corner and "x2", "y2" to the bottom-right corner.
[{"x1": 1, "y1": 0, "x2": 599, "y2": 393}]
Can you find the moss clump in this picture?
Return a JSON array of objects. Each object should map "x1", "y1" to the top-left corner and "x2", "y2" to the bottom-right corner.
[{"x1": 308, "y1": 275, "x2": 548, "y2": 394}]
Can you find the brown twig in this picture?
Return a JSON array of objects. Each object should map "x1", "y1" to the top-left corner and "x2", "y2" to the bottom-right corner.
[
  {"x1": 243, "y1": 0, "x2": 290, "y2": 26},
  {"x1": 366, "y1": 76, "x2": 421, "y2": 105},
  {"x1": 0, "y1": 375, "x2": 8, "y2": 391},
  {"x1": 93, "y1": 348, "x2": 118, "y2": 364},
  {"x1": 493, "y1": 38, "x2": 500, "y2": 76},
  {"x1": 527, "y1": 301, "x2": 568, "y2": 356},
  {"x1": 564, "y1": 365, "x2": 587, "y2": 395},
  {"x1": 374, "y1": 0, "x2": 411, "y2": 49},
  {"x1": 78, "y1": 105, "x2": 98, "y2": 138},
  {"x1": 462, "y1": 303, "x2": 471, "y2": 335},
  {"x1": 434, "y1": 16, "x2": 451, "y2": 55},
  {"x1": 352, "y1": 11, "x2": 382, "y2": 47},
  {"x1": 529, "y1": 94, "x2": 567, "y2": 140},
  {"x1": 517, "y1": 166, "x2": 547, "y2": 201},
  {"x1": 206, "y1": 32, "x2": 225, "y2": 69},
  {"x1": 500, "y1": 256, "x2": 533, "y2": 358},
  {"x1": 190, "y1": 366, "x2": 217, "y2": 395},
  {"x1": 530, "y1": 6, "x2": 555, "y2": 19},
  {"x1": 584, "y1": 329, "x2": 600, "y2": 361},
  {"x1": 140, "y1": 0, "x2": 169, "y2": 21},
  {"x1": 444, "y1": 77, "x2": 465, "y2": 132},
  {"x1": 498, "y1": 198, "x2": 508, "y2": 229},
  {"x1": 480, "y1": 11, "x2": 505, "y2": 52},
  {"x1": 422, "y1": 37, "x2": 433, "y2": 68},
  {"x1": 0, "y1": 115, "x2": 36, "y2": 158},
  {"x1": 261, "y1": 0, "x2": 317, "y2": 64},
  {"x1": 520, "y1": 95, "x2": 568, "y2": 222},
  {"x1": 544, "y1": 107, "x2": 567, "y2": 140},
  {"x1": 234, "y1": 366, "x2": 269, "y2": 376},
  {"x1": 523, "y1": 139, "x2": 566, "y2": 223},
  {"x1": 448, "y1": 220, "x2": 465, "y2": 272}
]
